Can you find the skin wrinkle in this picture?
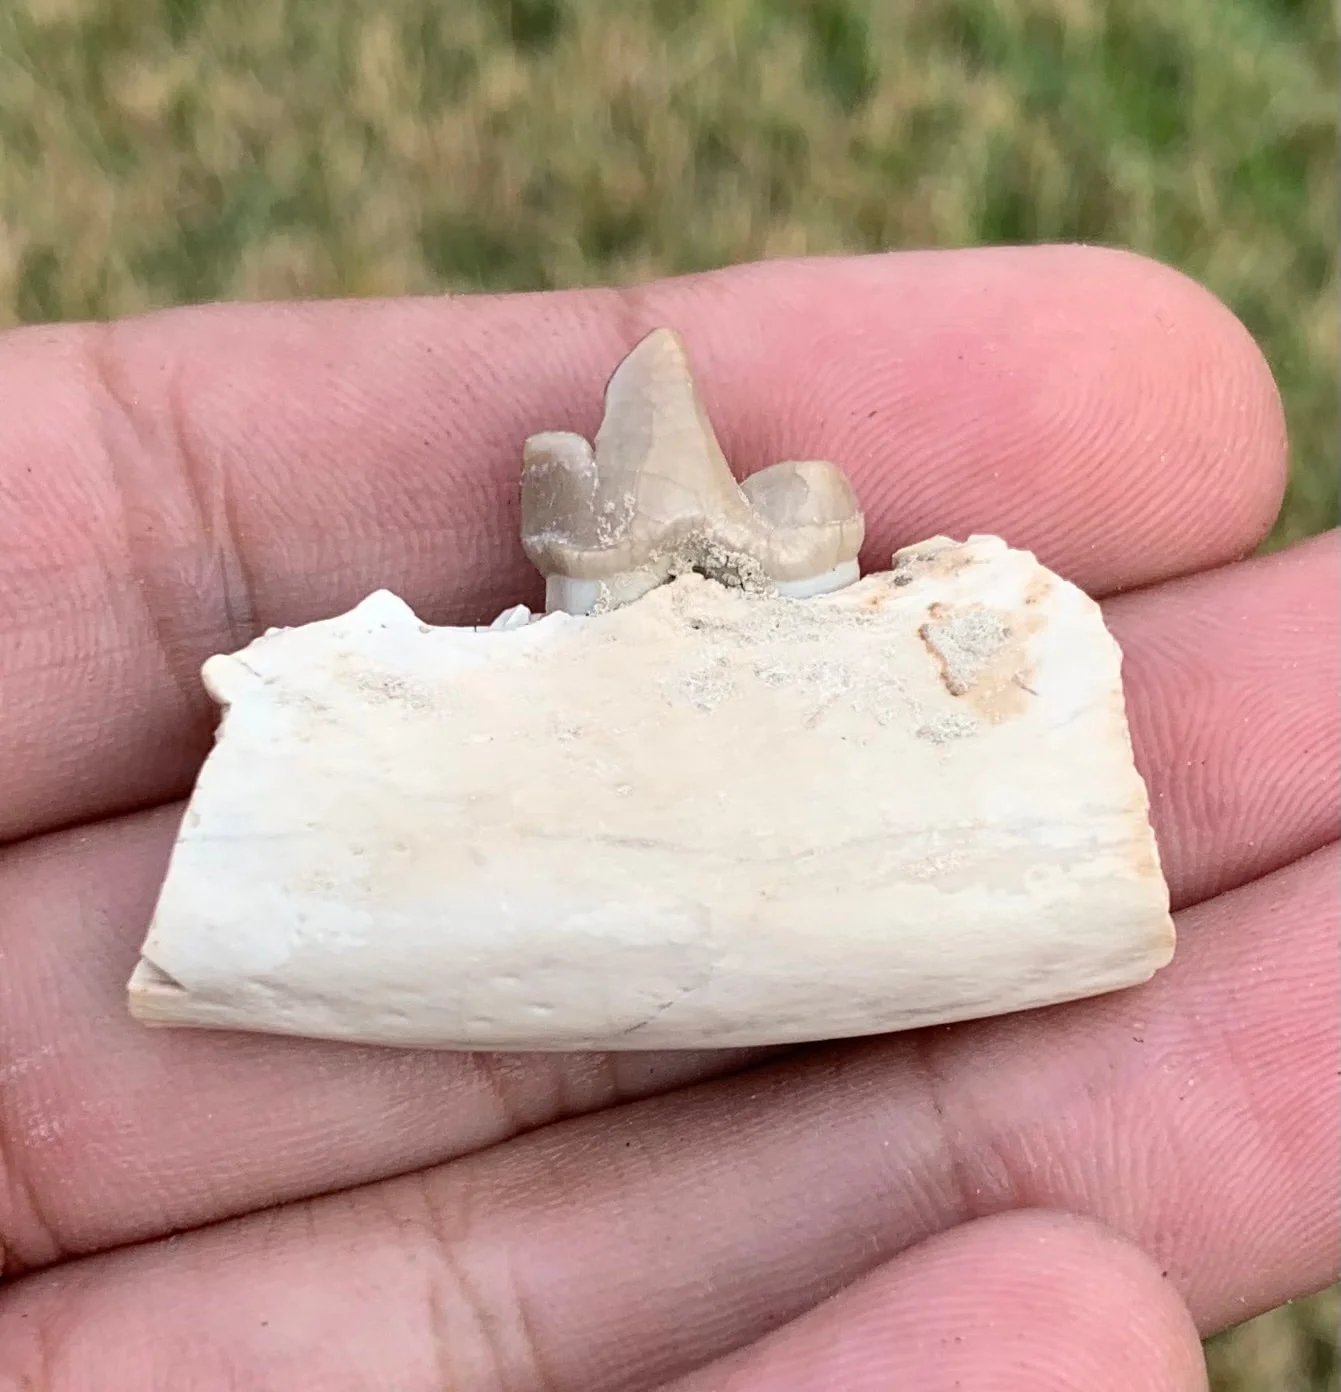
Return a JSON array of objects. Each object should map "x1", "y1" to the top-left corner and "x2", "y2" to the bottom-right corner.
[
  {"x1": 462, "y1": 1046, "x2": 770, "y2": 1141},
  {"x1": 424, "y1": 1265, "x2": 463, "y2": 1392},
  {"x1": 82, "y1": 324, "x2": 200, "y2": 728},
  {"x1": 510, "y1": 1287, "x2": 564, "y2": 1392},
  {"x1": 0, "y1": 1074, "x2": 69, "y2": 1276},
  {"x1": 410, "y1": 1169, "x2": 527, "y2": 1391},
  {"x1": 4, "y1": 1296, "x2": 59, "y2": 1392},
  {"x1": 459, "y1": 1052, "x2": 549, "y2": 1141},
  {"x1": 908, "y1": 1028, "x2": 1020, "y2": 1230},
  {"x1": 87, "y1": 320, "x2": 259, "y2": 715},
  {"x1": 167, "y1": 339, "x2": 261, "y2": 654}
]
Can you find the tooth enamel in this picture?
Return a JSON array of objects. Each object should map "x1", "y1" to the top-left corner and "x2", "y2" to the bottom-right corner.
[{"x1": 520, "y1": 329, "x2": 866, "y2": 614}]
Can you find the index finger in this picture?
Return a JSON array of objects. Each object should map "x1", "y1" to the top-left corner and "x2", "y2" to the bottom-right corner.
[{"x1": 0, "y1": 245, "x2": 1284, "y2": 841}]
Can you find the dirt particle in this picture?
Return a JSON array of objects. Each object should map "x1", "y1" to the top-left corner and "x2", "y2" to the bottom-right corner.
[
  {"x1": 919, "y1": 606, "x2": 1010, "y2": 696},
  {"x1": 916, "y1": 711, "x2": 981, "y2": 744},
  {"x1": 676, "y1": 653, "x2": 735, "y2": 710},
  {"x1": 664, "y1": 533, "x2": 772, "y2": 594}
]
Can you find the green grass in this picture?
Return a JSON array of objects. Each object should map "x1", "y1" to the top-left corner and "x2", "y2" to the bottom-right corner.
[
  {"x1": 0, "y1": 0, "x2": 1335, "y2": 545},
  {"x1": 0, "y1": 0, "x2": 1336, "y2": 1383}
]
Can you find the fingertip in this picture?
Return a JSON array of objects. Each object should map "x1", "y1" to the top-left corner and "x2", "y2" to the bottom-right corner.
[
  {"x1": 972, "y1": 1208, "x2": 1210, "y2": 1367},
  {"x1": 1078, "y1": 245, "x2": 1288, "y2": 573},
  {"x1": 1104, "y1": 530, "x2": 1340, "y2": 908},
  {"x1": 968, "y1": 243, "x2": 1289, "y2": 586},
  {"x1": 665, "y1": 1208, "x2": 1208, "y2": 1392},
  {"x1": 638, "y1": 245, "x2": 1289, "y2": 591},
  {"x1": 893, "y1": 1210, "x2": 1209, "y2": 1391}
]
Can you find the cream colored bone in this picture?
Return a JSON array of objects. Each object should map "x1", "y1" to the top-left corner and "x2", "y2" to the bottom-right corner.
[
  {"x1": 521, "y1": 328, "x2": 865, "y2": 614},
  {"x1": 126, "y1": 326, "x2": 1176, "y2": 1053}
]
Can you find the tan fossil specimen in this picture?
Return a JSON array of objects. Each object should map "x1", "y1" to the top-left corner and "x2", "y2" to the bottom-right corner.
[
  {"x1": 520, "y1": 328, "x2": 865, "y2": 614},
  {"x1": 128, "y1": 328, "x2": 1174, "y2": 1051}
]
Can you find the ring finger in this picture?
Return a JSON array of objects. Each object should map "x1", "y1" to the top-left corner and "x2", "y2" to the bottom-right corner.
[{"x1": 1, "y1": 846, "x2": 1334, "y2": 1391}]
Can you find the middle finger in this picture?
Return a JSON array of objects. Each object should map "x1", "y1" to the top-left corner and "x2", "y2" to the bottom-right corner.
[{"x1": 0, "y1": 535, "x2": 1335, "y2": 1269}]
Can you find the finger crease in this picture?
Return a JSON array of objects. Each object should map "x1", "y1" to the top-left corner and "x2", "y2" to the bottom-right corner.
[
  {"x1": 84, "y1": 323, "x2": 258, "y2": 713},
  {"x1": 463, "y1": 1051, "x2": 547, "y2": 1139},
  {"x1": 166, "y1": 351, "x2": 259, "y2": 653},
  {"x1": 412, "y1": 1172, "x2": 560, "y2": 1392},
  {"x1": 909, "y1": 1031, "x2": 1021, "y2": 1230},
  {"x1": 0, "y1": 1100, "x2": 70, "y2": 1278}
]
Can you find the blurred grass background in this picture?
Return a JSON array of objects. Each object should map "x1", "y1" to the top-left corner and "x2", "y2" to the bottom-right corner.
[
  {"x1": 1, "y1": 0, "x2": 1337, "y2": 546},
  {"x1": 0, "y1": 0, "x2": 1336, "y2": 1384}
]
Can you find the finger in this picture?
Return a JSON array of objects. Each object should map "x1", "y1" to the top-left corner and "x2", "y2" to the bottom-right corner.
[
  {"x1": 1, "y1": 538, "x2": 1334, "y2": 1269},
  {"x1": 661, "y1": 1213, "x2": 1205, "y2": 1392},
  {"x1": 0, "y1": 1216, "x2": 1210, "y2": 1392},
  {"x1": 0, "y1": 852, "x2": 1330, "y2": 1392},
  {"x1": 0, "y1": 816, "x2": 773, "y2": 1272},
  {"x1": 1115, "y1": 529, "x2": 1339, "y2": 908},
  {"x1": 0, "y1": 245, "x2": 1285, "y2": 841}
]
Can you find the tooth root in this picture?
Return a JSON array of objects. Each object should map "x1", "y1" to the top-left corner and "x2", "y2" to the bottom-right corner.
[{"x1": 771, "y1": 559, "x2": 862, "y2": 599}]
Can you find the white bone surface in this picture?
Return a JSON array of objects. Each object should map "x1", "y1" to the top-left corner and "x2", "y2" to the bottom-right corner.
[{"x1": 128, "y1": 535, "x2": 1174, "y2": 1050}]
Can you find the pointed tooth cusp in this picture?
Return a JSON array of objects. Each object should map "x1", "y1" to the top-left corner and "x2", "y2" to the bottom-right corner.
[{"x1": 519, "y1": 327, "x2": 865, "y2": 614}]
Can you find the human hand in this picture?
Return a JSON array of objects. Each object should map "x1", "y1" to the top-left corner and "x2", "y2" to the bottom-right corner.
[{"x1": 0, "y1": 247, "x2": 1336, "y2": 1391}]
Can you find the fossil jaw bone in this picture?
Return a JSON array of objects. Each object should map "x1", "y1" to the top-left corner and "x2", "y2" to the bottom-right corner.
[
  {"x1": 521, "y1": 328, "x2": 866, "y2": 615},
  {"x1": 123, "y1": 323, "x2": 1175, "y2": 1054}
]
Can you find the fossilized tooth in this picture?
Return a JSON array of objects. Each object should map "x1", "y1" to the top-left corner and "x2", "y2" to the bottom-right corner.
[
  {"x1": 127, "y1": 328, "x2": 1174, "y2": 1051},
  {"x1": 520, "y1": 327, "x2": 865, "y2": 614}
]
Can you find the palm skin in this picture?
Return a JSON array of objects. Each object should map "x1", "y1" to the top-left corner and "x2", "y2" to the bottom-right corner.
[{"x1": 0, "y1": 246, "x2": 1336, "y2": 1391}]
